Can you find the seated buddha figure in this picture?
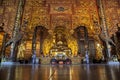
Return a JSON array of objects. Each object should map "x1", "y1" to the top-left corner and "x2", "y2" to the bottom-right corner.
[{"x1": 50, "y1": 29, "x2": 71, "y2": 59}]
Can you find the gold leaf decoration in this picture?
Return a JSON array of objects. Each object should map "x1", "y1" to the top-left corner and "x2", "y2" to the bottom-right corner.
[
  {"x1": 42, "y1": 35, "x2": 54, "y2": 56},
  {"x1": 67, "y1": 36, "x2": 78, "y2": 56}
]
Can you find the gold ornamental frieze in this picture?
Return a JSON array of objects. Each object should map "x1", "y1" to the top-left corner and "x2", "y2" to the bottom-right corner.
[
  {"x1": 106, "y1": 0, "x2": 118, "y2": 7},
  {"x1": 3, "y1": 6, "x2": 17, "y2": 36},
  {"x1": 27, "y1": 0, "x2": 45, "y2": 7},
  {"x1": 23, "y1": 0, "x2": 100, "y2": 32},
  {"x1": 104, "y1": 0, "x2": 119, "y2": 37},
  {"x1": 46, "y1": 0, "x2": 75, "y2": 4},
  {"x1": 2, "y1": 0, "x2": 16, "y2": 6},
  {"x1": 50, "y1": 4, "x2": 72, "y2": 14},
  {"x1": 30, "y1": 14, "x2": 50, "y2": 29},
  {"x1": 50, "y1": 14, "x2": 71, "y2": 29},
  {"x1": 42, "y1": 35, "x2": 54, "y2": 56}
]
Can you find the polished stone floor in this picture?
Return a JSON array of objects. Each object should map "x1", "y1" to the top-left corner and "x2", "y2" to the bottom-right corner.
[{"x1": 0, "y1": 64, "x2": 120, "y2": 80}]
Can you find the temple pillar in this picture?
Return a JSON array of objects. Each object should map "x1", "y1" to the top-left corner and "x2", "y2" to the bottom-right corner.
[
  {"x1": 39, "y1": 28, "x2": 43, "y2": 55},
  {"x1": 84, "y1": 27, "x2": 89, "y2": 63},
  {"x1": 113, "y1": 34, "x2": 117, "y2": 55},
  {"x1": 76, "y1": 26, "x2": 89, "y2": 63},
  {"x1": 32, "y1": 27, "x2": 37, "y2": 56},
  {"x1": 10, "y1": 0, "x2": 25, "y2": 61},
  {"x1": 76, "y1": 30, "x2": 81, "y2": 54},
  {"x1": 116, "y1": 27, "x2": 120, "y2": 60},
  {"x1": 97, "y1": 0, "x2": 111, "y2": 60}
]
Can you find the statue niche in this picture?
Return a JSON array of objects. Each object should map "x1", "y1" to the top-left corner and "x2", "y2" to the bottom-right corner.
[{"x1": 50, "y1": 26, "x2": 71, "y2": 60}]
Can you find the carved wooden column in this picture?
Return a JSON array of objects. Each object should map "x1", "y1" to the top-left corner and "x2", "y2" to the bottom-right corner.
[
  {"x1": 39, "y1": 28, "x2": 43, "y2": 55},
  {"x1": 97, "y1": 0, "x2": 111, "y2": 60},
  {"x1": 32, "y1": 27, "x2": 37, "y2": 56},
  {"x1": 116, "y1": 27, "x2": 120, "y2": 60},
  {"x1": 84, "y1": 27, "x2": 89, "y2": 63},
  {"x1": 10, "y1": 0, "x2": 25, "y2": 61},
  {"x1": 76, "y1": 26, "x2": 89, "y2": 63},
  {"x1": 76, "y1": 30, "x2": 81, "y2": 54},
  {"x1": 113, "y1": 34, "x2": 118, "y2": 55}
]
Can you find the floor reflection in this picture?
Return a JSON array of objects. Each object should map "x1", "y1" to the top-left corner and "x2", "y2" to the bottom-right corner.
[{"x1": 0, "y1": 64, "x2": 120, "y2": 80}]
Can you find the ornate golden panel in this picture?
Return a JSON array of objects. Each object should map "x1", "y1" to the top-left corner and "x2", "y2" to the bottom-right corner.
[
  {"x1": 23, "y1": 0, "x2": 100, "y2": 35},
  {"x1": 104, "y1": 0, "x2": 119, "y2": 37},
  {"x1": 3, "y1": 6, "x2": 17, "y2": 35},
  {"x1": 50, "y1": 14, "x2": 72, "y2": 29},
  {"x1": 1, "y1": 0, "x2": 119, "y2": 38},
  {"x1": 0, "y1": 7, "x2": 4, "y2": 24},
  {"x1": 46, "y1": 0, "x2": 75, "y2": 4},
  {"x1": 50, "y1": 4, "x2": 73, "y2": 14},
  {"x1": 1, "y1": 0, "x2": 18, "y2": 36},
  {"x1": 2, "y1": 0, "x2": 16, "y2": 6}
]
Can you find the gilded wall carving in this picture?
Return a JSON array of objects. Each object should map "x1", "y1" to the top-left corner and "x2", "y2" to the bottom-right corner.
[
  {"x1": 23, "y1": 0, "x2": 49, "y2": 30},
  {"x1": 72, "y1": 0, "x2": 99, "y2": 36},
  {"x1": 46, "y1": 0, "x2": 75, "y2": 4},
  {"x1": 51, "y1": 14, "x2": 71, "y2": 29},
  {"x1": 50, "y1": 4, "x2": 73, "y2": 14},
  {"x1": 42, "y1": 35, "x2": 53, "y2": 56},
  {"x1": 0, "y1": 6, "x2": 4, "y2": 24},
  {"x1": 1, "y1": 0, "x2": 119, "y2": 38},
  {"x1": 2, "y1": 0, "x2": 18, "y2": 36},
  {"x1": 2, "y1": 0, "x2": 17, "y2": 6},
  {"x1": 104, "y1": 0, "x2": 119, "y2": 37},
  {"x1": 23, "y1": 0, "x2": 100, "y2": 36}
]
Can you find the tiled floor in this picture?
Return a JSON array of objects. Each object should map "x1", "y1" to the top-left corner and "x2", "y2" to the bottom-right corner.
[{"x1": 0, "y1": 64, "x2": 120, "y2": 80}]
